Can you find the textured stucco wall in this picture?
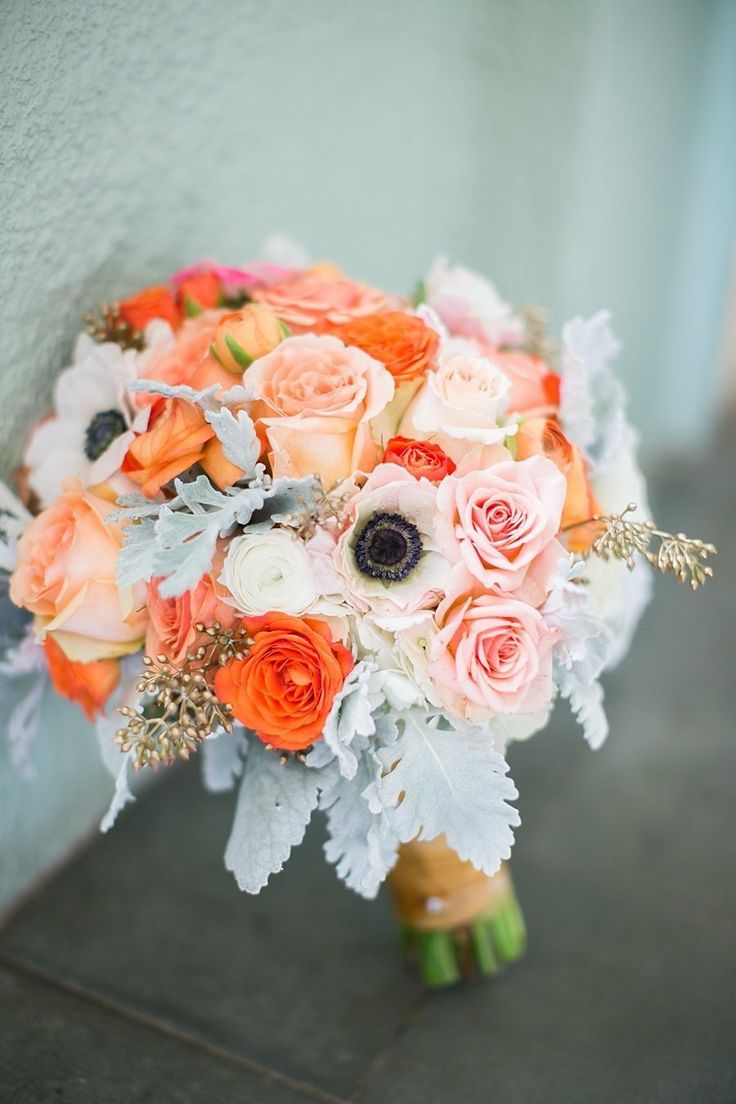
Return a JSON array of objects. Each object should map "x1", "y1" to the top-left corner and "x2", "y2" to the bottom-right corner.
[{"x1": 1, "y1": 0, "x2": 734, "y2": 911}]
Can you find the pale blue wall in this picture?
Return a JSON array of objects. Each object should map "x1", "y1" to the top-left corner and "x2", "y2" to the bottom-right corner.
[{"x1": 1, "y1": 0, "x2": 734, "y2": 911}]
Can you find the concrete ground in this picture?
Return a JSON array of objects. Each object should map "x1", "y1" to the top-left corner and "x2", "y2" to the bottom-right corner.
[{"x1": 0, "y1": 434, "x2": 734, "y2": 1104}]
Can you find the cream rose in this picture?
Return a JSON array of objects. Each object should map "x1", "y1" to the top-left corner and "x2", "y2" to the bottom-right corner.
[
  {"x1": 399, "y1": 347, "x2": 513, "y2": 462},
  {"x1": 220, "y1": 529, "x2": 320, "y2": 616},
  {"x1": 246, "y1": 334, "x2": 395, "y2": 487}
]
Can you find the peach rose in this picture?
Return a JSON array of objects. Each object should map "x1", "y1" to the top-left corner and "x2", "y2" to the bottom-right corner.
[
  {"x1": 247, "y1": 334, "x2": 395, "y2": 486},
  {"x1": 430, "y1": 580, "x2": 558, "y2": 722},
  {"x1": 146, "y1": 571, "x2": 237, "y2": 667},
  {"x1": 254, "y1": 272, "x2": 394, "y2": 334},
  {"x1": 122, "y1": 397, "x2": 242, "y2": 497},
  {"x1": 136, "y1": 311, "x2": 234, "y2": 407},
  {"x1": 435, "y1": 456, "x2": 566, "y2": 604},
  {"x1": 213, "y1": 613, "x2": 354, "y2": 750},
  {"x1": 494, "y1": 351, "x2": 560, "y2": 417},
  {"x1": 9, "y1": 483, "x2": 148, "y2": 661},
  {"x1": 515, "y1": 418, "x2": 600, "y2": 552},
  {"x1": 44, "y1": 636, "x2": 120, "y2": 720}
]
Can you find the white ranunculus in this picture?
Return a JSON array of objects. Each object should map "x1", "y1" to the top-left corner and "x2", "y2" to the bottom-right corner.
[{"x1": 220, "y1": 528, "x2": 320, "y2": 616}]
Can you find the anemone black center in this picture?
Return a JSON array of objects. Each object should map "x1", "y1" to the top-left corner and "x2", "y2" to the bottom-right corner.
[
  {"x1": 84, "y1": 409, "x2": 127, "y2": 461},
  {"x1": 354, "y1": 511, "x2": 422, "y2": 582}
]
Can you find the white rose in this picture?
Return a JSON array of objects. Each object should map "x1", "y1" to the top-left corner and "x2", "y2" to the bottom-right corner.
[
  {"x1": 399, "y1": 349, "x2": 513, "y2": 447},
  {"x1": 220, "y1": 529, "x2": 319, "y2": 616}
]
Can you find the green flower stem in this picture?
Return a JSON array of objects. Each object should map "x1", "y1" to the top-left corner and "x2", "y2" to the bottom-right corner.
[{"x1": 399, "y1": 880, "x2": 526, "y2": 989}]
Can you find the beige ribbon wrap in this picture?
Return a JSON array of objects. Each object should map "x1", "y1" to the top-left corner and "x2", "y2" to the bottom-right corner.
[{"x1": 387, "y1": 835, "x2": 511, "y2": 931}]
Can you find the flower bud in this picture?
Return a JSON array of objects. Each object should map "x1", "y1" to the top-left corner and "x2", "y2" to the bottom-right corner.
[{"x1": 210, "y1": 306, "x2": 287, "y2": 374}]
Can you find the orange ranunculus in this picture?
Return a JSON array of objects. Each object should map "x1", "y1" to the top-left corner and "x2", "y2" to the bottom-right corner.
[
  {"x1": 382, "y1": 436, "x2": 456, "y2": 482},
  {"x1": 122, "y1": 397, "x2": 214, "y2": 498},
  {"x1": 176, "y1": 271, "x2": 222, "y2": 315},
  {"x1": 253, "y1": 272, "x2": 395, "y2": 334},
  {"x1": 44, "y1": 636, "x2": 120, "y2": 720},
  {"x1": 334, "y1": 311, "x2": 439, "y2": 385},
  {"x1": 515, "y1": 417, "x2": 600, "y2": 551},
  {"x1": 210, "y1": 306, "x2": 285, "y2": 374},
  {"x1": 213, "y1": 613, "x2": 354, "y2": 750},
  {"x1": 122, "y1": 397, "x2": 244, "y2": 497},
  {"x1": 118, "y1": 285, "x2": 181, "y2": 332},
  {"x1": 9, "y1": 482, "x2": 148, "y2": 661}
]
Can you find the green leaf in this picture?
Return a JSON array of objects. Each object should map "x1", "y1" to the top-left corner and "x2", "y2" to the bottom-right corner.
[
  {"x1": 184, "y1": 294, "x2": 203, "y2": 318},
  {"x1": 224, "y1": 334, "x2": 253, "y2": 369}
]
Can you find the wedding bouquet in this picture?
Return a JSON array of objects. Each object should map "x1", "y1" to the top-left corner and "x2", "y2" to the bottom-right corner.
[{"x1": 1, "y1": 253, "x2": 714, "y2": 986}]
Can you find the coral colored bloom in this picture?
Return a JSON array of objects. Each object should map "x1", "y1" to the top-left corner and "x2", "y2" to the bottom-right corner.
[
  {"x1": 44, "y1": 636, "x2": 120, "y2": 720},
  {"x1": 334, "y1": 311, "x2": 439, "y2": 384},
  {"x1": 9, "y1": 483, "x2": 148, "y2": 661},
  {"x1": 382, "y1": 436, "x2": 456, "y2": 483},
  {"x1": 494, "y1": 351, "x2": 560, "y2": 417},
  {"x1": 247, "y1": 334, "x2": 394, "y2": 486},
  {"x1": 122, "y1": 397, "x2": 215, "y2": 498},
  {"x1": 176, "y1": 271, "x2": 221, "y2": 314},
  {"x1": 254, "y1": 273, "x2": 394, "y2": 334},
  {"x1": 435, "y1": 456, "x2": 566, "y2": 604},
  {"x1": 118, "y1": 285, "x2": 181, "y2": 332},
  {"x1": 214, "y1": 614, "x2": 354, "y2": 750},
  {"x1": 146, "y1": 572, "x2": 236, "y2": 667},
  {"x1": 430, "y1": 582, "x2": 558, "y2": 723},
  {"x1": 515, "y1": 417, "x2": 600, "y2": 552}
]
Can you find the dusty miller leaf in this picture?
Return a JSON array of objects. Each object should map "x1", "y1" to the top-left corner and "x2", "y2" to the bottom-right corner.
[
  {"x1": 225, "y1": 740, "x2": 320, "y2": 893},
  {"x1": 201, "y1": 728, "x2": 249, "y2": 793},
  {"x1": 117, "y1": 515, "x2": 158, "y2": 587},
  {"x1": 375, "y1": 710, "x2": 519, "y2": 876},
  {"x1": 203, "y1": 406, "x2": 260, "y2": 474}
]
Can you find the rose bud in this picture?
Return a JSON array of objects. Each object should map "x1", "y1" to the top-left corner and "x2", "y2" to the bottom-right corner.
[
  {"x1": 210, "y1": 305, "x2": 287, "y2": 374},
  {"x1": 176, "y1": 270, "x2": 221, "y2": 316}
]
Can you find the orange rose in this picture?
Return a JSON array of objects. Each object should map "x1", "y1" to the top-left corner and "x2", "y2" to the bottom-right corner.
[
  {"x1": 382, "y1": 436, "x2": 456, "y2": 482},
  {"x1": 254, "y1": 272, "x2": 394, "y2": 334},
  {"x1": 213, "y1": 613, "x2": 354, "y2": 750},
  {"x1": 44, "y1": 636, "x2": 120, "y2": 720},
  {"x1": 146, "y1": 570, "x2": 237, "y2": 667},
  {"x1": 334, "y1": 311, "x2": 439, "y2": 384},
  {"x1": 176, "y1": 271, "x2": 221, "y2": 315},
  {"x1": 135, "y1": 312, "x2": 235, "y2": 407},
  {"x1": 9, "y1": 482, "x2": 148, "y2": 661},
  {"x1": 210, "y1": 306, "x2": 286, "y2": 374},
  {"x1": 118, "y1": 285, "x2": 181, "y2": 332},
  {"x1": 515, "y1": 417, "x2": 600, "y2": 551}
]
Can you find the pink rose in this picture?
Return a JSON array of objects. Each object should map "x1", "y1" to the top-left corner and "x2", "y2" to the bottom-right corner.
[
  {"x1": 9, "y1": 482, "x2": 148, "y2": 661},
  {"x1": 430, "y1": 581, "x2": 558, "y2": 721},
  {"x1": 435, "y1": 456, "x2": 566, "y2": 604},
  {"x1": 247, "y1": 334, "x2": 394, "y2": 487},
  {"x1": 254, "y1": 272, "x2": 395, "y2": 334},
  {"x1": 145, "y1": 569, "x2": 237, "y2": 666}
]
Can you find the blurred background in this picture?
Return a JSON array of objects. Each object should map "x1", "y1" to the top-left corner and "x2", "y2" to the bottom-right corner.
[{"x1": 1, "y1": 0, "x2": 734, "y2": 962}]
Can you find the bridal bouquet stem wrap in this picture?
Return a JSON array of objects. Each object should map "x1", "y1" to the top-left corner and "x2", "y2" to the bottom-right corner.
[{"x1": 1, "y1": 252, "x2": 714, "y2": 988}]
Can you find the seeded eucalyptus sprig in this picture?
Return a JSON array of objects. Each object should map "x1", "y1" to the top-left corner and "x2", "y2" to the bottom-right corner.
[
  {"x1": 84, "y1": 302, "x2": 145, "y2": 351},
  {"x1": 566, "y1": 504, "x2": 716, "y2": 589},
  {"x1": 115, "y1": 623, "x2": 250, "y2": 770}
]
